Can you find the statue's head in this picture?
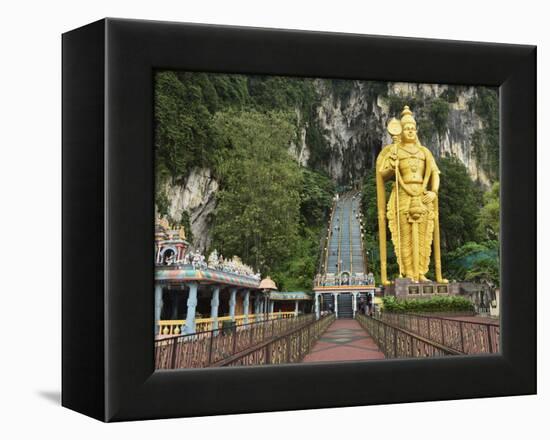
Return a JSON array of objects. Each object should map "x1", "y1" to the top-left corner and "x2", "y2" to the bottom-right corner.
[{"x1": 400, "y1": 105, "x2": 417, "y2": 143}]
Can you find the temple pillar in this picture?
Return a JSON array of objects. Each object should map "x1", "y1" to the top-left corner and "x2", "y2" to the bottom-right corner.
[
  {"x1": 154, "y1": 284, "x2": 163, "y2": 335},
  {"x1": 254, "y1": 294, "x2": 261, "y2": 321},
  {"x1": 183, "y1": 282, "x2": 198, "y2": 334},
  {"x1": 269, "y1": 299, "x2": 274, "y2": 315},
  {"x1": 315, "y1": 293, "x2": 320, "y2": 319},
  {"x1": 229, "y1": 288, "x2": 237, "y2": 322},
  {"x1": 352, "y1": 292, "x2": 358, "y2": 318},
  {"x1": 333, "y1": 293, "x2": 339, "y2": 318},
  {"x1": 242, "y1": 289, "x2": 250, "y2": 324},
  {"x1": 294, "y1": 300, "x2": 299, "y2": 317},
  {"x1": 210, "y1": 285, "x2": 220, "y2": 333}
]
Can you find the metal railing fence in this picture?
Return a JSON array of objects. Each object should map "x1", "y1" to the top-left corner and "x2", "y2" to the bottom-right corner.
[
  {"x1": 379, "y1": 312, "x2": 500, "y2": 354},
  {"x1": 155, "y1": 314, "x2": 317, "y2": 369},
  {"x1": 356, "y1": 314, "x2": 462, "y2": 358}
]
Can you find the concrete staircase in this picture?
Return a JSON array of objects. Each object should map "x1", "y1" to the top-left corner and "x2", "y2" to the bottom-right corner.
[{"x1": 337, "y1": 293, "x2": 354, "y2": 318}]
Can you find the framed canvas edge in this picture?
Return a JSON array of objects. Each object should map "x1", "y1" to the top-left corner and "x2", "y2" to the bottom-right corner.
[
  {"x1": 62, "y1": 19, "x2": 107, "y2": 422},
  {"x1": 97, "y1": 18, "x2": 536, "y2": 422}
]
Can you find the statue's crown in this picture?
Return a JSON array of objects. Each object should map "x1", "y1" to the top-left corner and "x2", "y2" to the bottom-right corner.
[{"x1": 400, "y1": 105, "x2": 416, "y2": 127}]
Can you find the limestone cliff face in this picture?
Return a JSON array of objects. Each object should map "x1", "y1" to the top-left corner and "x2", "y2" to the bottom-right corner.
[
  {"x1": 288, "y1": 125, "x2": 309, "y2": 166},
  {"x1": 160, "y1": 167, "x2": 218, "y2": 252},
  {"x1": 294, "y1": 80, "x2": 493, "y2": 187}
]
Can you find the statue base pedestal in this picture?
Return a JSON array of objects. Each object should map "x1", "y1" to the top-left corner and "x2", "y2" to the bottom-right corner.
[{"x1": 385, "y1": 278, "x2": 459, "y2": 298}]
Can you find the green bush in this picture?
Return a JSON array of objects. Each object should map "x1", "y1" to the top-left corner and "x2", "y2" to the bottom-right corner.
[{"x1": 382, "y1": 295, "x2": 474, "y2": 313}]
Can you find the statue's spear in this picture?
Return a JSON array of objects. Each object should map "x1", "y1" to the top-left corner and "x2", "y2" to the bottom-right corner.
[
  {"x1": 387, "y1": 118, "x2": 403, "y2": 278},
  {"x1": 376, "y1": 164, "x2": 388, "y2": 285}
]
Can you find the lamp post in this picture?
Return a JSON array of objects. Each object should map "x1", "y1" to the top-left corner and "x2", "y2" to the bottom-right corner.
[{"x1": 259, "y1": 276, "x2": 278, "y2": 319}]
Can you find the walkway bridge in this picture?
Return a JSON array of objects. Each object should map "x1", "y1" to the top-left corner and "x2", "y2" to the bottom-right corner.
[
  {"x1": 313, "y1": 191, "x2": 376, "y2": 319},
  {"x1": 155, "y1": 309, "x2": 500, "y2": 369}
]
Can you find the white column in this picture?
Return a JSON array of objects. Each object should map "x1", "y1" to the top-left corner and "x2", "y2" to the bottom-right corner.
[
  {"x1": 315, "y1": 293, "x2": 320, "y2": 319},
  {"x1": 352, "y1": 292, "x2": 358, "y2": 318},
  {"x1": 254, "y1": 294, "x2": 261, "y2": 320},
  {"x1": 269, "y1": 300, "x2": 274, "y2": 314},
  {"x1": 242, "y1": 290, "x2": 250, "y2": 324},
  {"x1": 154, "y1": 284, "x2": 163, "y2": 335},
  {"x1": 334, "y1": 293, "x2": 339, "y2": 318},
  {"x1": 294, "y1": 300, "x2": 299, "y2": 316},
  {"x1": 183, "y1": 282, "x2": 198, "y2": 334},
  {"x1": 229, "y1": 288, "x2": 237, "y2": 322},
  {"x1": 210, "y1": 286, "x2": 220, "y2": 332}
]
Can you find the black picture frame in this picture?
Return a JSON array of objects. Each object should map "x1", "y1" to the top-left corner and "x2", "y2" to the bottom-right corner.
[{"x1": 62, "y1": 18, "x2": 536, "y2": 422}]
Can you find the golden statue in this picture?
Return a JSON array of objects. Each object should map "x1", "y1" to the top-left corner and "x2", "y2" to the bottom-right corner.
[
  {"x1": 156, "y1": 215, "x2": 186, "y2": 240},
  {"x1": 376, "y1": 106, "x2": 447, "y2": 285},
  {"x1": 178, "y1": 225, "x2": 186, "y2": 240}
]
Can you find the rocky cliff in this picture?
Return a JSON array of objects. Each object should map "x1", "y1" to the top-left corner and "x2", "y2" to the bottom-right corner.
[
  {"x1": 160, "y1": 168, "x2": 218, "y2": 252},
  {"x1": 292, "y1": 80, "x2": 494, "y2": 188}
]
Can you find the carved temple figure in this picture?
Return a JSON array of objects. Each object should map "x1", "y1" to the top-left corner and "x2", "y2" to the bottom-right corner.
[
  {"x1": 208, "y1": 249, "x2": 220, "y2": 268},
  {"x1": 376, "y1": 106, "x2": 447, "y2": 285}
]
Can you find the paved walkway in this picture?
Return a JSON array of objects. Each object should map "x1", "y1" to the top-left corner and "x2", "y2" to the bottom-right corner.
[{"x1": 302, "y1": 319, "x2": 385, "y2": 363}]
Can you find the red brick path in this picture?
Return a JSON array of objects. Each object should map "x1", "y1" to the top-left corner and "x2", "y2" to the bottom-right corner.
[{"x1": 302, "y1": 319, "x2": 385, "y2": 363}]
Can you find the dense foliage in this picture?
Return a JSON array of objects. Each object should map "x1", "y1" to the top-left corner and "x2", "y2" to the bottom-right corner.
[
  {"x1": 437, "y1": 156, "x2": 483, "y2": 252},
  {"x1": 470, "y1": 87, "x2": 500, "y2": 180},
  {"x1": 211, "y1": 110, "x2": 301, "y2": 272},
  {"x1": 478, "y1": 182, "x2": 500, "y2": 241},
  {"x1": 382, "y1": 295, "x2": 475, "y2": 313}
]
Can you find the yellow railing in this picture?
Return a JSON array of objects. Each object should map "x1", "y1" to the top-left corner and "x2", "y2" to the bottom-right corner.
[
  {"x1": 337, "y1": 206, "x2": 342, "y2": 274},
  {"x1": 157, "y1": 312, "x2": 296, "y2": 336},
  {"x1": 349, "y1": 197, "x2": 353, "y2": 272}
]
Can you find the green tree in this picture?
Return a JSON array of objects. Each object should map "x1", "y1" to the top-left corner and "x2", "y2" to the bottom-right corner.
[
  {"x1": 154, "y1": 71, "x2": 219, "y2": 183},
  {"x1": 299, "y1": 168, "x2": 335, "y2": 227},
  {"x1": 438, "y1": 156, "x2": 483, "y2": 252},
  {"x1": 478, "y1": 182, "x2": 500, "y2": 241},
  {"x1": 445, "y1": 241, "x2": 499, "y2": 286},
  {"x1": 464, "y1": 257, "x2": 500, "y2": 287},
  {"x1": 470, "y1": 87, "x2": 499, "y2": 180},
  {"x1": 211, "y1": 110, "x2": 302, "y2": 274},
  {"x1": 247, "y1": 75, "x2": 330, "y2": 172},
  {"x1": 271, "y1": 226, "x2": 322, "y2": 291},
  {"x1": 269, "y1": 168, "x2": 334, "y2": 291}
]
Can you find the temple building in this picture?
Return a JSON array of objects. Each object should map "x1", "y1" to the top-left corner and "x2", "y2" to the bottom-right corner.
[{"x1": 154, "y1": 217, "x2": 312, "y2": 337}]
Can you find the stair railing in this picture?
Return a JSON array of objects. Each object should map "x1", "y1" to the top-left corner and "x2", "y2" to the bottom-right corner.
[
  {"x1": 356, "y1": 193, "x2": 368, "y2": 275},
  {"x1": 337, "y1": 204, "x2": 343, "y2": 275},
  {"x1": 323, "y1": 197, "x2": 337, "y2": 275},
  {"x1": 348, "y1": 195, "x2": 353, "y2": 272}
]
